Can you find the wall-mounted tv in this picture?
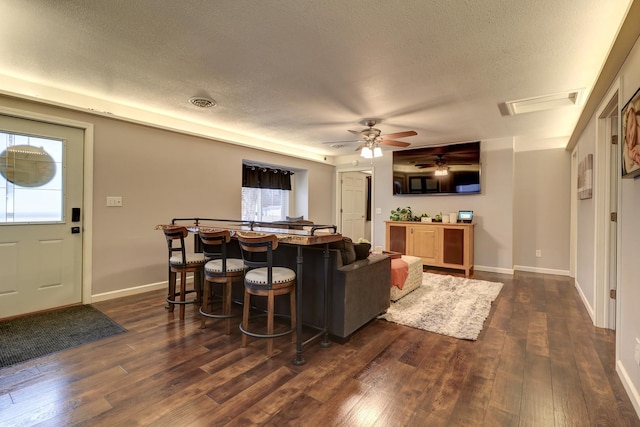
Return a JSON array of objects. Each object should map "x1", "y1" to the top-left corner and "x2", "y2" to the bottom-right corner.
[{"x1": 392, "y1": 141, "x2": 481, "y2": 195}]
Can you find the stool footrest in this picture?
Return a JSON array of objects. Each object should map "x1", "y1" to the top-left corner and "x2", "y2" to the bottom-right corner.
[
  {"x1": 166, "y1": 296, "x2": 199, "y2": 305},
  {"x1": 199, "y1": 307, "x2": 241, "y2": 319},
  {"x1": 239, "y1": 312, "x2": 295, "y2": 339}
]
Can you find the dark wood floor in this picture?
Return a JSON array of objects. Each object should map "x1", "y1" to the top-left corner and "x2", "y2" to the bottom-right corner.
[{"x1": 1, "y1": 270, "x2": 639, "y2": 426}]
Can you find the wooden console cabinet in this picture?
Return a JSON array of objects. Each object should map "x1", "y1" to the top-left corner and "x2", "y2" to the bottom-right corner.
[{"x1": 385, "y1": 221, "x2": 474, "y2": 277}]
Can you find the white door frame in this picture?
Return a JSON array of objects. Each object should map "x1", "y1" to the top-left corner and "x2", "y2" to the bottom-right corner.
[
  {"x1": 570, "y1": 149, "x2": 577, "y2": 279},
  {"x1": 0, "y1": 106, "x2": 94, "y2": 304},
  {"x1": 335, "y1": 164, "x2": 375, "y2": 242},
  {"x1": 593, "y1": 79, "x2": 620, "y2": 329}
]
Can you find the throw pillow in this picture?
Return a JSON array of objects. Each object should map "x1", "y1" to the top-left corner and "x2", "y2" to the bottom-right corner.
[
  {"x1": 353, "y1": 242, "x2": 371, "y2": 260},
  {"x1": 330, "y1": 237, "x2": 356, "y2": 265}
]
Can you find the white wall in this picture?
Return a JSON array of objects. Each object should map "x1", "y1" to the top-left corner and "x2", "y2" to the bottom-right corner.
[
  {"x1": 574, "y1": 119, "x2": 597, "y2": 314},
  {"x1": 513, "y1": 148, "x2": 571, "y2": 274},
  {"x1": 336, "y1": 137, "x2": 515, "y2": 274},
  {"x1": 617, "y1": 35, "x2": 640, "y2": 414},
  {"x1": 575, "y1": 34, "x2": 640, "y2": 416},
  {"x1": 0, "y1": 95, "x2": 336, "y2": 297},
  {"x1": 336, "y1": 139, "x2": 575, "y2": 278}
]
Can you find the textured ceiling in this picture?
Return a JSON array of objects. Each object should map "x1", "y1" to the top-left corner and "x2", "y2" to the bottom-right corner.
[{"x1": 0, "y1": 0, "x2": 633, "y2": 162}]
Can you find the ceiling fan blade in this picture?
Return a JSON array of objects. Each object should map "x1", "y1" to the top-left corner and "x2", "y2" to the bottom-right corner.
[
  {"x1": 380, "y1": 139, "x2": 411, "y2": 148},
  {"x1": 382, "y1": 130, "x2": 417, "y2": 140},
  {"x1": 355, "y1": 143, "x2": 366, "y2": 151},
  {"x1": 321, "y1": 139, "x2": 362, "y2": 144},
  {"x1": 348, "y1": 129, "x2": 366, "y2": 138}
]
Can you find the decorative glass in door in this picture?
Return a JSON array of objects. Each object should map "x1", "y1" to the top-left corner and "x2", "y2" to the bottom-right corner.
[{"x1": 0, "y1": 132, "x2": 63, "y2": 223}]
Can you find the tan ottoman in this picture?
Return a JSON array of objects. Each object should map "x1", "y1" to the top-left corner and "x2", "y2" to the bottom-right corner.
[{"x1": 390, "y1": 255, "x2": 423, "y2": 301}]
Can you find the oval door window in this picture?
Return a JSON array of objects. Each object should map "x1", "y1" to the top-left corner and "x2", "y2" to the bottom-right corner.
[{"x1": 0, "y1": 145, "x2": 57, "y2": 187}]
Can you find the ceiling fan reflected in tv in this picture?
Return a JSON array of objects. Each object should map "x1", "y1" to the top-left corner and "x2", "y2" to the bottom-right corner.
[{"x1": 392, "y1": 141, "x2": 481, "y2": 195}]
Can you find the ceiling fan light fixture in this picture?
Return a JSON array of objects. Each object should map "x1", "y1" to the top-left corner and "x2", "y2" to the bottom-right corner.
[
  {"x1": 435, "y1": 165, "x2": 449, "y2": 176},
  {"x1": 361, "y1": 144, "x2": 383, "y2": 159}
]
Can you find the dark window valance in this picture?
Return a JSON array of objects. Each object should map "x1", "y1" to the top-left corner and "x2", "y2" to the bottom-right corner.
[{"x1": 242, "y1": 164, "x2": 293, "y2": 190}]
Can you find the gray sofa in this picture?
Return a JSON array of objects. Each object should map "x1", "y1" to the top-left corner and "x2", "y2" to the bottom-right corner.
[{"x1": 272, "y1": 243, "x2": 391, "y2": 339}]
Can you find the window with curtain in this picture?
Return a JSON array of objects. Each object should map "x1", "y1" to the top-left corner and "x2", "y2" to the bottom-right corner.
[{"x1": 241, "y1": 164, "x2": 293, "y2": 222}]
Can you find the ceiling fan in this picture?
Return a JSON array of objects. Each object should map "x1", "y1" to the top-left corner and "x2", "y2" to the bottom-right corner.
[
  {"x1": 415, "y1": 154, "x2": 448, "y2": 169},
  {"x1": 414, "y1": 153, "x2": 454, "y2": 176},
  {"x1": 348, "y1": 119, "x2": 417, "y2": 153}
]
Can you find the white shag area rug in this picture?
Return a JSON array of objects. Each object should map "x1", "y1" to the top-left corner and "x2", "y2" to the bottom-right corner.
[{"x1": 379, "y1": 272, "x2": 503, "y2": 340}]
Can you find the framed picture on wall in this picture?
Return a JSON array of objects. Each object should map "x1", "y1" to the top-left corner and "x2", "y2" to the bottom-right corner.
[
  {"x1": 578, "y1": 153, "x2": 593, "y2": 199},
  {"x1": 622, "y1": 86, "x2": 640, "y2": 178}
]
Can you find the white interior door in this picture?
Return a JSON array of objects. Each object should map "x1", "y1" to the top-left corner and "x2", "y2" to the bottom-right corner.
[
  {"x1": 340, "y1": 171, "x2": 366, "y2": 241},
  {"x1": 0, "y1": 115, "x2": 84, "y2": 319}
]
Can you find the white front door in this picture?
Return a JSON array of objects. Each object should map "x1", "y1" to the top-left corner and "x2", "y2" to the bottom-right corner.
[
  {"x1": 0, "y1": 115, "x2": 84, "y2": 319},
  {"x1": 340, "y1": 171, "x2": 366, "y2": 241}
]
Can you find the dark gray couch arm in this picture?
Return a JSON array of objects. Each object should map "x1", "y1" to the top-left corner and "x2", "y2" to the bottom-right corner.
[
  {"x1": 331, "y1": 253, "x2": 391, "y2": 338},
  {"x1": 271, "y1": 244, "x2": 391, "y2": 340}
]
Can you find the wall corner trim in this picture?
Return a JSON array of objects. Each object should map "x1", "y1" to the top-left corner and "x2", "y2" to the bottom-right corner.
[
  {"x1": 92, "y1": 281, "x2": 166, "y2": 303},
  {"x1": 475, "y1": 265, "x2": 514, "y2": 275},
  {"x1": 616, "y1": 360, "x2": 640, "y2": 419},
  {"x1": 512, "y1": 265, "x2": 571, "y2": 276}
]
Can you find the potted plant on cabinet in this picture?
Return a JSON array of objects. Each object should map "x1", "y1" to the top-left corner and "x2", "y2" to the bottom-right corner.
[{"x1": 390, "y1": 207, "x2": 414, "y2": 221}]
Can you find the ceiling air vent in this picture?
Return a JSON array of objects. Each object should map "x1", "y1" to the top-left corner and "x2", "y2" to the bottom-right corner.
[
  {"x1": 189, "y1": 97, "x2": 217, "y2": 108},
  {"x1": 501, "y1": 89, "x2": 585, "y2": 116}
]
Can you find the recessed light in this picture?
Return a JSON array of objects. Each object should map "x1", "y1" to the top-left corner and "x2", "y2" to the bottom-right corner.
[{"x1": 189, "y1": 97, "x2": 217, "y2": 108}]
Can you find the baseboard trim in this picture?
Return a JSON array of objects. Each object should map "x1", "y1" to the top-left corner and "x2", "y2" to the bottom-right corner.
[
  {"x1": 617, "y1": 360, "x2": 640, "y2": 419},
  {"x1": 91, "y1": 281, "x2": 167, "y2": 303},
  {"x1": 512, "y1": 265, "x2": 571, "y2": 276},
  {"x1": 574, "y1": 278, "x2": 595, "y2": 324},
  {"x1": 475, "y1": 265, "x2": 514, "y2": 275}
]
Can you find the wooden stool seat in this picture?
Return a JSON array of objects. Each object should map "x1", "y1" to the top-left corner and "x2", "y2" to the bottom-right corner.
[
  {"x1": 163, "y1": 226, "x2": 206, "y2": 320},
  {"x1": 236, "y1": 233, "x2": 296, "y2": 356},
  {"x1": 199, "y1": 230, "x2": 245, "y2": 334}
]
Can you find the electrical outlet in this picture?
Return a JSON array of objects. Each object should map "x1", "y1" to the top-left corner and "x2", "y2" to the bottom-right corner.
[
  {"x1": 375, "y1": 208, "x2": 382, "y2": 215},
  {"x1": 106, "y1": 196, "x2": 123, "y2": 207},
  {"x1": 536, "y1": 250, "x2": 542, "y2": 258},
  {"x1": 635, "y1": 338, "x2": 640, "y2": 366}
]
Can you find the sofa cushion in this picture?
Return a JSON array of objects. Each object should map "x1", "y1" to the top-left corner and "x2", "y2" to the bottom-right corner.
[
  {"x1": 330, "y1": 237, "x2": 356, "y2": 265},
  {"x1": 353, "y1": 243, "x2": 371, "y2": 260},
  {"x1": 285, "y1": 216, "x2": 314, "y2": 230}
]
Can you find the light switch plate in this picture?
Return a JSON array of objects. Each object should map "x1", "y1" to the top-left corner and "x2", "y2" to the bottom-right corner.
[{"x1": 106, "y1": 196, "x2": 123, "y2": 207}]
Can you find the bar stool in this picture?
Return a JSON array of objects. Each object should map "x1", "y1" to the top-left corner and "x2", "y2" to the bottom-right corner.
[
  {"x1": 198, "y1": 229, "x2": 245, "y2": 334},
  {"x1": 236, "y1": 233, "x2": 296, "y2": 356},
  {"x1": 163, "y1": 226, "x2": 206, "y2": 320}
]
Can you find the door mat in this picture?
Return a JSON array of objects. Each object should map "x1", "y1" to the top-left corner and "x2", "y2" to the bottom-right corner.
[{"x1": 0, "y1": 305, "x2": 127, "y2": 368}]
